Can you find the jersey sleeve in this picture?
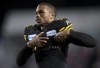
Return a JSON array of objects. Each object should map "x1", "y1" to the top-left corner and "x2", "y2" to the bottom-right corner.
[{"x1": 17, "y1": 26, "x2": 34, "y2": 66}]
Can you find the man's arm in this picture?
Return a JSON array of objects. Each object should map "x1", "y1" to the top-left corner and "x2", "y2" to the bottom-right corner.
[
  {"x1": 16, "y1": 31, "x2": 49, "y2": 66},
  {"x1": 55, "y1": 30, "x2": 96, "y2": 47},
  {"x1": 68, "y1": 30, "x2": 96, "y2": 47},
  {"x1": 16, "y1": 26, "x2": 34, "y2": 66},
  {"x1": 16, "y1": 45, "x2": 33, "y2": 66}
]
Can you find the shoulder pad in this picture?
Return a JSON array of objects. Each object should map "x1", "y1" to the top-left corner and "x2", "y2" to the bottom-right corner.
[
  {"x1": 26, "y1": 24, "x2": 37, "y2": 28},
  {"x1": 57, "y1": 18, "x2": 70, "y2": 25},
  {"x1": 58, "y1": 18, "x2": 68, "y2": 21},
  {"x1": 25, "y1": 24, "x2": 37, "y2": 31},
  {"x1": 26, "y1": 24, "x2": 34, "y2": 28},
  {"x1": 57, "y1": 18, "x2": 73, "y2": 31}
]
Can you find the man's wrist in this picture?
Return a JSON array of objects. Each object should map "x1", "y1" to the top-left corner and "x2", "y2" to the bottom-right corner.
[
  {"x1": 67, "y1": 30, "x2": 70, "y2": 35},
  {"x1": 64, "y1": 30, "x2": 71, "y2": 39},
  {"x1": 26, "y1": 43, "x2": 37, "y2": 52},
  {"x1": 27, "y1": 42, "x2": 35, "y2": 48},
  {"x1": 64, "y1": 30, "x2": 70, "y2": 36},
  {"x1": 27, "y1": 42, "x2": 32, "y2": 48}
]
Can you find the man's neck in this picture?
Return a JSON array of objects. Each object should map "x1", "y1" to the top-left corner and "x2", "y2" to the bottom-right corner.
[{"x1": 44, "y1": 18, "x2": 55, "y2": 27}]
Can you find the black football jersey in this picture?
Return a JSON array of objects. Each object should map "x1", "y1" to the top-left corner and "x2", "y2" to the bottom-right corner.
[{"x1": 24, "y1": 18, "x2": 73, "y2": 54}]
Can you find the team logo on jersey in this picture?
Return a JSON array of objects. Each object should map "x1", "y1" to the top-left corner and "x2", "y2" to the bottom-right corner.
[
  {"x1": 46, "y1": 30, "x2": 57, "y2": 36},
  {"x1": 28, "y1": 34, "x2": 36, "y2": 40}
]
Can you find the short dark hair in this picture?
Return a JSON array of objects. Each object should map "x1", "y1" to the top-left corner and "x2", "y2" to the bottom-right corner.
[{"x1": 38, "y1": 2, "x2": 56, "y2": 18}]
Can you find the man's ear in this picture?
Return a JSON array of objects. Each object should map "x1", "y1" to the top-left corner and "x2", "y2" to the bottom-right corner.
[
  {"x1": 52, "y1": 13, "x2": 55, "y2": 17},
  {"x1": 50, "y1": 14, "x2": 53, "y2": 19},
  {"x1": 51, "y1": 13, "x2": 55, "y2": 19}
]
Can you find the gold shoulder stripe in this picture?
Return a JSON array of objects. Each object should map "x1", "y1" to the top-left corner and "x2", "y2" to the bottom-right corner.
[
  {"x1": 59, "y1": 23, "x2": 73, "y2": 32},
  {"x1": 24, "y1": 35, "x2": 26, "y2": 40},
  {"x1": 27, "y1": 24, "x2": 34, "y2": 28},
  {"x1": 64, "y1": 23, "x2": 72, "y2": 31},
  {"x1": 67, "y1": 27, "x2": 73, "y2": 30},
  {"x1": 59, "y1": 18, "x2": 64, "y2": 20},
  {"x1": 59, "y1": 27, "x2": 65, "y2": 31}
]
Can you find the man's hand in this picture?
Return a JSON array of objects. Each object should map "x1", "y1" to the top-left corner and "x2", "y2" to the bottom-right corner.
[
  {"x1": 27, "y1": 32, "x2": 49, "y2": 48},
  {"x1": 55, "y1": 30, "x2": 70, "y2": 42}
]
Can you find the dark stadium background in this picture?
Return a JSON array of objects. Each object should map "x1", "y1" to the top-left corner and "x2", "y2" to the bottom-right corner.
[{"x1": 0, "y1": 0, "x2": 100, "y2": 68}]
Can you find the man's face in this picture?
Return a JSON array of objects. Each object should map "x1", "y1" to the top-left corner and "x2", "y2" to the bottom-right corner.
[{"x1": 35, "y1": 5, "x2": 52, "y2": 27}]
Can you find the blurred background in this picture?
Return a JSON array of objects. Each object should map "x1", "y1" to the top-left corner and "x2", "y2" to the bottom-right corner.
[{"x1": 0, "y1": 0, "x2": 100, "y2": 68}]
